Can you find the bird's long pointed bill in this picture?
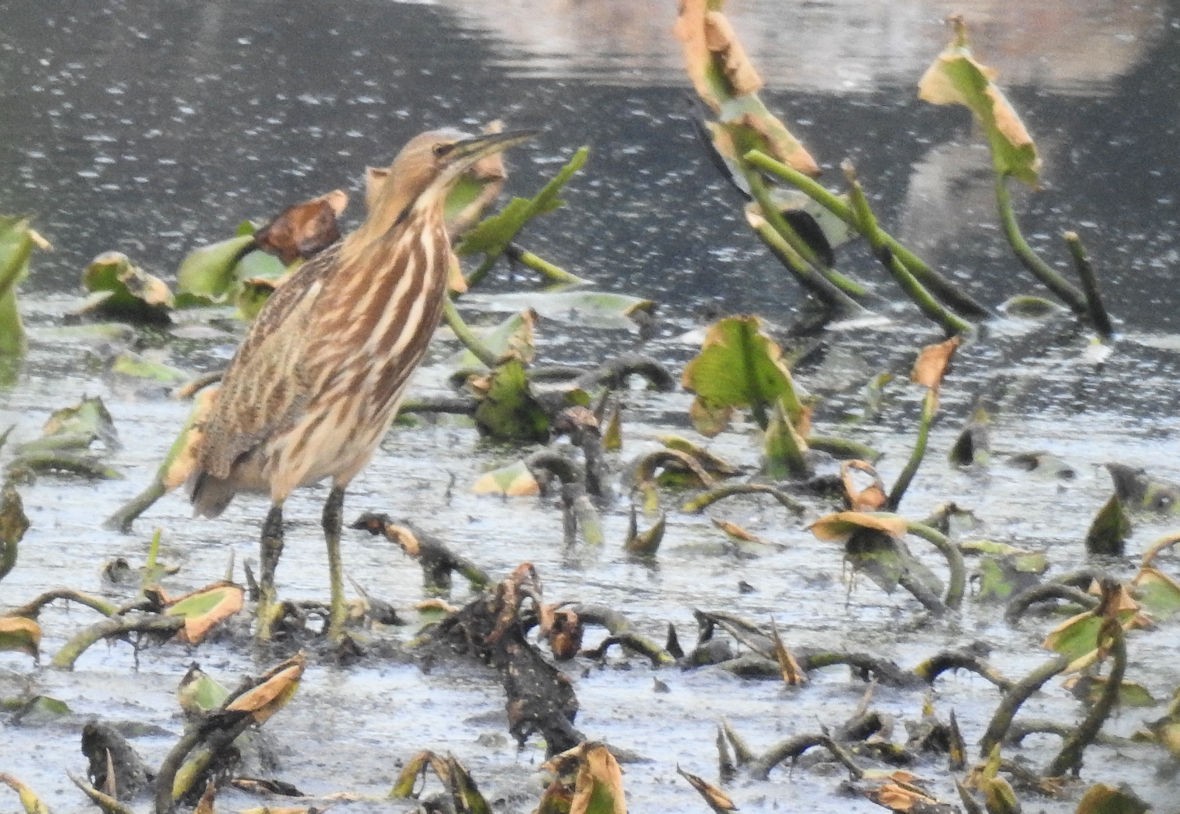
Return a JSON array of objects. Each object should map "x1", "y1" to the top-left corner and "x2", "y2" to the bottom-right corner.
[{"x1": 451, "y1": 129, "x2": 538, "y2": 165}]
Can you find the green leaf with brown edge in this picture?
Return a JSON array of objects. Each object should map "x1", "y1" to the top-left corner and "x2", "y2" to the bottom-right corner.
[
  {"x1": 223, "y1": 651, "x2": 306, "y2": 725},
  {"x1": 1075, "y1": 782, "x2": 1150, "y2": 814},
  {"x1": 164, "y1": 582, "x2": 244, "y2": 644},
  {"x1": 682, "y1": 315, "x2": 806, "y2": 436},
  {"x1": 1132, "y1": 566, "x2": 1180, "y2": 620},
  {"x1": 471, "y1": 358, "x2": 550, "y2": 443},
  {"x1": 1085, "y1": 494, "x2": 1130, "y2": 556},
  {"x1": 448, "y1": 308, "x2": 537, "y2": 369},
  {"x1": 918, "y1": 17, "x2": 1041, "y2": 186},
  {"x1": 0, "y1": 616, "x2": 40, "y2": 659},
  {"x1": 762, "y1": 399, "x2": 809, "y2": 480},
  {"x1": 0, "y1": 773, "x2": 51, "y2": 814},
  {"x1": 175, "y1": 233, "x2": 256, "y2": 303},
  {"x1": 78, "y1": 251, "x2": 173, "y2": 324}
]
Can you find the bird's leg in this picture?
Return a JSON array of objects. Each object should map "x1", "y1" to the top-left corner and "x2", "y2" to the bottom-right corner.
[
  {"x1": 322, "y1": 485, "x2": 347, "y2": 641},
  {"x1": 257, "y1": 501, "x2": 285, "y2": 641}
]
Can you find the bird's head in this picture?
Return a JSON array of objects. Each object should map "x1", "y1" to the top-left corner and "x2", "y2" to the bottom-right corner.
[{"x1": 361, "y1": 128, "x2": 536, "y2": 237}]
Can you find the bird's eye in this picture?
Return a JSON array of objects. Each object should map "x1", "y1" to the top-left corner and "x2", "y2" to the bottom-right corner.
[{"x1": 432, "y1": 142, "x2": 454, "y2": 158}]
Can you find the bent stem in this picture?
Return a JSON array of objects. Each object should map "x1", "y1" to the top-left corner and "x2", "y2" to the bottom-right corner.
[
  {"x1": 745, "y1": 149, "x2": 990, "y2": 318},
  {"x1": 887, "y1": 389, "x2": 937, "y2": 511},
  {"x1": 905, "y1": 520, "x2": 966, "y2": 610},
  {"x1": 443, "y1": 298, "x2": 500, "y2": 368},
  {"x1": 504, "y1": 244, "x2": 587, "y2": 286},
  {"x1": 844, "y1": 162, "x2": 972, "y2": 335},
  {"x1": 994, "y1": 174, "x2": 1088, "y2": 315}
]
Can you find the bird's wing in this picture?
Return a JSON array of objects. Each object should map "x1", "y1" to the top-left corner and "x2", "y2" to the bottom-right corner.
[{"x1": 196, "y1": 247, "x2": 340, "y2": 481}]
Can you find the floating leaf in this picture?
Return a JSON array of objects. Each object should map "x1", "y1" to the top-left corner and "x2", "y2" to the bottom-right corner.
[
  {"x1": 78, "y1": 251, "x2": 173, "y2": 323},
  {"x1": 974, "y1": 551, "x2": 1047, "y2": 603},
  {"x1": 110, "y1": 351, "x2": 190, "y2": 384},
  {"x1": 463, "y1": 290, "x2": 655, "y2": 331},
  {"x1": 918, "y1": 17, "x2": 1041, "y2": 186},
  {"x1": 472, "y1": 459, "x2": 541, "y2": 497},
  {"x1": 0, "y1": 616, "x2": 40, "y2": 658},
  {"x1": 165, "y1": 582, "x2": 245, "y2": 644},
  {"x1": 682, "y1": 315, "x2": 807, "y2": 436}
]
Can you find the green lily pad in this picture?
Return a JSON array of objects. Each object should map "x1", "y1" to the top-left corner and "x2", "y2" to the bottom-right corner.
[
  {"x1": 110, "y1": 351, "x2": 190, "y2": 384},
  {"x1": 175, "y1": 233, "x2": 256, "y2": 303},
  {"x1": 471, "y1": 359, "x2": 551, "y2": 443},
  {"x1": 682, "y1": 315, "x2": 806, "y2": 436}
]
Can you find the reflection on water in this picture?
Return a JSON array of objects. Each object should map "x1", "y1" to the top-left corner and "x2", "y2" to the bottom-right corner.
[{"x1": 438, "y1": 0, "x2": 1168, "y2": 93}]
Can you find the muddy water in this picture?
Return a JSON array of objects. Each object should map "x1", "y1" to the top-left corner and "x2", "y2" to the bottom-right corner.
[{"x1": 3, "y1": 1, "x2": 1180, "y2": 812}]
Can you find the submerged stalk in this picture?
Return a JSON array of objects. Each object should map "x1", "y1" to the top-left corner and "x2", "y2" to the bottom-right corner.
[
  {"x1": 1063, "y1": 231, "x2": 1114, "y2": 338},
  {"x1": 994, "y1": 175, "x2": 1088, "y2": 315}
]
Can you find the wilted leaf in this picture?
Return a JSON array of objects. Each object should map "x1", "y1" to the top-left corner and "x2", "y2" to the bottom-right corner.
[
  {"x1": 225, "y1": 652, "x2": 306, "y2": 724},
  {"x1": 471, "y1": 358, "x2": 550, "y2": 442},
  {"x1": 762, "y1": 399, "x2": 809, "y2": 479},
  {"x1": 0, "y1": 616, "x2": 40, "y2": 658},
  {"x1": 472, "y1": 459, "x2": 541, "y2": 497},
  {"x1": 841, "y1": 459, "x2": 887, "y2": 511},
  {"x1": 1043, "y1": 592, "x2": 1145, "y2": 664},
  {"x1": 1064, "y1": 675, "x2": 1155, "y2": 709},
  {"x1": 683, "y1": 315, "x2": 806, "y2": 436},
  {"x1": 0, "y1": 773, "x2": 51, "y2": 814},
  {"x1": 918, "y1": 17, "x2": 1040, "y2": 186},
  {"x1": 624, "y1": 507, "x2": 665, "y2": 556},
  {"x1": 677, "y1": 766, "x2": 736, "y2": 814},
  {"x1": 253, "y1": 189, "x2": 347, "y2": 264},
  {"x1": 35, "y1": 395, "x2": 120, "y2": 452},
  {"x1": 769, "y1": 618, "x2": 806, "y2": 686},
  {"x1": 570, "y1": 743, "x2": 626, "y2": 814},
  {"x1": 674, "y1": 0, "x2": 818, "y2": 176},
  {"x1": 1085, "y1": 494, "x2": 1130, "y2": 556},
  {"x1": 809, "y1": 511, "x2": 908, "y2": 543},
  {"x1": 911, "y1": 335, "x2": 960, "y2": 390},
  {"x1": 974, "y1": 551, "x2": 1047, "y2": 603},
  {"x1": 165, "y1": 582, "x2": 245, "y2": 644},
  {"x1": 78, "y1": 251, "x2": 173, "y2": 323}
]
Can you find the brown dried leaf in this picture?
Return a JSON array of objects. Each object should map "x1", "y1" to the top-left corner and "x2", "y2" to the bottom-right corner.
[
  {"x1": 571, "y1": 743, "x2": 626, "y2": 814},
  {"x1": 165, "y1": 581, "x2": 245, "y2": 644},
  {"x1": 911, "y1": 335, "x2": 961, "y2": 390},
  {"x1": 254, "y1": 189, "x2": 348, "y2": 265},
  {"x1": 770, "y1": 618, "x2": 806, "y2": 686},
  {"x1": 809, "y1": 511, "x2": 908, "y2": 543},
  {"x1": 225, "y1": 651, "x2": 307, "y2": 725},
  {"x1": 0, "y1": 616, "x2": 41, "y2": 659},
  {"x1": 841, "y1": 459, "x2": 887, "y2": 511},
  {"x1": 677, "y1": 765, "x2": 737, "y2": 814},
  {"x1": 703, "y1": 11, "x2": 763, "y2": 96}
]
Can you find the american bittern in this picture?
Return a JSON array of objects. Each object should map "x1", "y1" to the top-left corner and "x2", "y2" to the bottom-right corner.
[{"x1": 188, "y1": 128, "x2": 535, "y2": 640}]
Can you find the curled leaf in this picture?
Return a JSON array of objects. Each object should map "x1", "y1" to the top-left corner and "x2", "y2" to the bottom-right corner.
[{"x1": 809, "y1": 511, "x2": 908, "y2": 543}]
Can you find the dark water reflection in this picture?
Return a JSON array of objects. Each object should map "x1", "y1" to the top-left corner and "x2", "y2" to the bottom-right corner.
[{"x1": 3, "y1": 2, "x2": 1180, "y2": 812}]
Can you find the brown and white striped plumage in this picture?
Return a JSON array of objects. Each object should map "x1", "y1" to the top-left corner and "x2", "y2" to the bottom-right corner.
[{"x1": 189, "y1": 128, "x2": 532, "y2": 517}]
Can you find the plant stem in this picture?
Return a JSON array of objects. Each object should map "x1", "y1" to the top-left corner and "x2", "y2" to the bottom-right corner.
[
  {"x1": 1063, "y1": 231, "x2": 1114, "y2": 338},
  {"x1": 844, "y1": 164, "x2": 972, "y2": 335},
  {"x1": 504, "y1": 244, "x2": 588, "y2": 285},
  {"x1": 888, "y1": 389, "x2": 937, "y2": 511},
  {"x1": 745, "y1": 149, "x2": 991, "y2": 318},
  {"x1": 442, "y1": 298, "x2": 499, "y2": 368},
  {"x1": 994, "y1": 174, "x2": 1088, "y2": 315},
  {"x1": 905, "y1": 520, "x2": 966, "y2": 610},
  {"x1": 746, "y1": 209, "x2": 865, "y2": 313}
]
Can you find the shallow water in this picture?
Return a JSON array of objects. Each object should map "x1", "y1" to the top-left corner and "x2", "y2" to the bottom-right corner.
[{"x1": 2, "y1": 1, "x2": 1180, "y2": 812}]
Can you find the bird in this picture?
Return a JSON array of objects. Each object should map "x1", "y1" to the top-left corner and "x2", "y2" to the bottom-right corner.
[{"x1": 187, "y1": 127, "x2": 536, "y2": 641}]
